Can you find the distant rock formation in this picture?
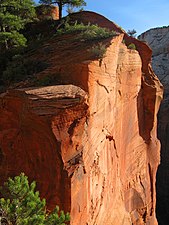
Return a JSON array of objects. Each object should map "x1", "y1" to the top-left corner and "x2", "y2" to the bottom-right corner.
[
  {"x1": 0, "y1": 11, "x2": 163, "y2": 225},
  {"x1": 138, "y1": 26, "x2": 169, "y2": 86},
  {"x1": 139, "y1": 26, "x2": 169, "y2": 225}
]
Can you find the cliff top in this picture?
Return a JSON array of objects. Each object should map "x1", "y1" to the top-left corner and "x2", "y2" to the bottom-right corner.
[
  {"x1": 0, "y1": 11, "x2": 153, "y2": 92},
  {"x1": 138, "y1": 25, "x2": 169, "y2": 38}
]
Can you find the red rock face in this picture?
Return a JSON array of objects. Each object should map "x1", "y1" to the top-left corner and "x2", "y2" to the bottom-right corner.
[
  {"x1": 0, "y1": 89, "x2": 72, "y2": 212},
  {"x1": 68, "y1": 36, "x2": 162, "y2": 225},
  {"x1": 0, "y1": 11, "x2": 163, "y2": 225}
]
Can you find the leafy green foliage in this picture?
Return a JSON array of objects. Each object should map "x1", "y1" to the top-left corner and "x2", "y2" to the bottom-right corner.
[
  {"x1": 0, "y1": 173, "x2": 70, "y2": 225},
  {"x1": 37, "y1": 75, "x2": 55, "y2": 86},
  {"x1": 57, "y1": 21, "x2": 117, "y2": 41},
  {"x1": 0, "y1": 0, "x2": 36, "y2": 50},
  {"x1": 127, "y1": 43, "x2": 136, "y2": 50}
]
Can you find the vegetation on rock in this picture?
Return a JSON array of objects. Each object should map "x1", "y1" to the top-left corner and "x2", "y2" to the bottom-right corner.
[
  {"x1": 0, "y1": 173, "x2": 70, "y2": 225},
  {"x1": 0, "y1": 0, "x2": 36, "y2": 50},
  {"x1": 57, "y1": 20, "x2": 117, "y2": 41},
  {"x1": 2, "y1": 56, "x2": 49, "y2": 84},
  {"x1": 56, "y1": 20, "x2": 117, "y2": 58},
  {"x1": 127, "y1": 29, "x2": 137, "y2": 37},
  {"x1": 39, "y1": 0, "x2": 86, "y2": 19},
  {"x1": 90, "y1": 43, "x2": 107, "y2": 59},
  {"x1": 127, "y1": 43, "x2": 136, "y2": 50}
]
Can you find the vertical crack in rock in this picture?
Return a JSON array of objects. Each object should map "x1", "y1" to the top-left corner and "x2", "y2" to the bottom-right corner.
[
  {"x1": 148, "y1": 163, "x2": 154, "y2": 216},
  {"x1": 68, "y1": 118, "x2": 80, "y2": 144},
  {"x1": 139, "y1": 175, "x2": 145, "y2": 192},
  {"x1": 64, "y1": 151, "x2": 86, "y2": 177},
  {"x1": 96, "y1": 80, "x2": 109, "y2": 93}
]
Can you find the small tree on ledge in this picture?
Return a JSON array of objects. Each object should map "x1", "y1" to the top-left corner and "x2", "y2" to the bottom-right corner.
[
  {"x1": 127, "y1": 29, "x2": 137, "y2": 37},
  {"x1": 39, "y1": 0, "x2": 86, "y2": 19},
  {"x1": 0, "y1": 173, "x2": 70, "y2": 225}
]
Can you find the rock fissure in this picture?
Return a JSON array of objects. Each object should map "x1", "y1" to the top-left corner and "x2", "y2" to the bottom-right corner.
[{"x1": 96, "y1": 80, "x2": 109, "y2": 93}]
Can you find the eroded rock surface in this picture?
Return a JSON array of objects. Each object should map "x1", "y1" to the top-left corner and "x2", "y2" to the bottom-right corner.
[
  {"x1": 0, "y1": 11, "x2": 163, "y2": 225},
  {"x1": 139, "y1": 27, "x2": 169, "y2": 225},
  {"x1": 0, "y1": 85, "x2": 88, "y2": 212}
]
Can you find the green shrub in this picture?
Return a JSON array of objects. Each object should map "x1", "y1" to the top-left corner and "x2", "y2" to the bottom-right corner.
[
  {"x1": 0, "y1": 173, "x2": 70, "y2": 225},
  {"x1": 56, "y1": 21, "x2": 117, "y2": 41},
  {"x1": 90, "y1": 43, "x2": 107, "y2": 59},
  {"x1": 127, "y1": 43, "x2": 136, "y2": 50},
  {"x1": 122, "y1": 39, "x2": 126, "y2": 44},
  {"x1": 2, "y1": 57, "x2": 49, "y2": 84},
  {"x1": 37, "y1": 75, "x2": 55, "y2": 86}
]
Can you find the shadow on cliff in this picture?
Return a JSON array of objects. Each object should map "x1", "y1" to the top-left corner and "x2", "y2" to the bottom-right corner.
[
  {"x1": 156, "y1": 164, "x2": 169, "y2": 225},
  {"x1": 137, "y1": 88, "x2": 145, "y2": 141},
  {"x1": 156, "y1": 106, "x2": 169, "y2": 225},
  {"x1": 136, "y1": 86, "x2": 155, "y2": 143},
  {"x1": 0, "y1": 91, "x2": 71, "y2": 212}
]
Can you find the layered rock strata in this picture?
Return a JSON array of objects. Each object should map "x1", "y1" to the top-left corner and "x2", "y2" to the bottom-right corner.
[
  {"x1": 0, "y1": 12, "x2": 163, "y2": 225},
  {"x1": 139, "y1": 27, "x2": 169, "y2": 224}
]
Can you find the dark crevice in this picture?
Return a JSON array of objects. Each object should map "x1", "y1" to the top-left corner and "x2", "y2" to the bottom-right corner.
[
  {"x1": 148, "y1": 163, "x2": 153, "y2": 216},
  {"x1": 156, "y1": 109, "x2": 169, "y2": 224},
  {"x1": 68, "y1": 119, "x2": 79, "y2": 138}
]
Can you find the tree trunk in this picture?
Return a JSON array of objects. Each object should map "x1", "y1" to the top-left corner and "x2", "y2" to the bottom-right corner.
[
  {"x1": 58, "y1": 1, "x2": 62, "y2": 20},
  {"x1": 2, "y1": 26, "x2": 9, "y2": 50}
]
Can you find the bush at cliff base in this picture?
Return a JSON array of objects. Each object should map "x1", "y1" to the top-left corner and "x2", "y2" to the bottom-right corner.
[{"x1": 0, "y1": 173, "x2": 70, "y2": 225}]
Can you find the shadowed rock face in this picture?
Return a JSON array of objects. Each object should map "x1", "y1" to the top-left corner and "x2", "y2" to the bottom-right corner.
[
  {"x1": 0, "y1": 85, "x2": 88, "y2": 212},
  {"x1": 139, "y1": 27, "x2": 169, "y2": 225},
  {"x1": 0, "y1": 11, "x2": 163, "y2": 225}
]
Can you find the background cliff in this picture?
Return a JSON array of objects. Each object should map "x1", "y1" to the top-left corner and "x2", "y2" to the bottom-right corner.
[
  {"x1": 139, "y1": 27, "x2": 169, "y2": 225},
  {"x1": 0, "y1": 11, "x2": 163, "y2": 224}
]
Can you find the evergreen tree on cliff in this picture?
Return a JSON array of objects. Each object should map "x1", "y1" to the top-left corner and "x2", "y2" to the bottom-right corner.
[
  {"x1": 0, "y1": 173, "x2": 70, "y2": 224},
  {"x1": 39, "y1": 0, "x2": 86, "y2": 19},
  {"x1": 0, "y1": 0, "x2": 36, "y2": 50}
]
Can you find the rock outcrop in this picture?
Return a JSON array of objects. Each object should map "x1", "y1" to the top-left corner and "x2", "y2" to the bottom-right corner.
[
  {"x1": 36, "y1": 5, "x2": 59, "y2": 20},
  {"x1": 139, "y1": 26, "x2": 169, "y2": 225},
  {"x1": 0, "y1": 12, "x2": 163, "y2": 225}
]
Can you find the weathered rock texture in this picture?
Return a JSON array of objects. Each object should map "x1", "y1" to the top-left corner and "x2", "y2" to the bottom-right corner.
[
  {"x1": 36, "y1": 5, "x2": 59, "y2": 20},
  {"x1": 0, "y1": 12, "x2": 163, "y2": 225},
  {"x1": 139, "y1": 26, "x2": 169, "y2": 225}
]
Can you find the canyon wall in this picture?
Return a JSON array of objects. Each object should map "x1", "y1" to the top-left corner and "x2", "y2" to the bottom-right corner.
[
  {"x1": 0, "y1": 12, "x2": 163, "y2": 224},
  {"x1": 139, "y1": 27, "x2": 169, "y2": 224}
]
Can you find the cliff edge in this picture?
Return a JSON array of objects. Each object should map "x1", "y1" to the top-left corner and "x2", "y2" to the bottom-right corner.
[
  {"x1": 0, "y1": 11, "x2": 163, "y2": 224},
  {"x1": 139, "y1": 26, "x2": 169, "y2": 224}
]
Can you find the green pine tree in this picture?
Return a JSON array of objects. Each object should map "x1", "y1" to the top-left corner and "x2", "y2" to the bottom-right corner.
[
  {"x1": 0, "y1": 173, "x2": 70, "y2": 225},
  {"x1": 39, "y1": 0, "x2": 86, "y2": 19},
  {"x1": 0, "y1": 0, "x2": 36, "y2": 50}
]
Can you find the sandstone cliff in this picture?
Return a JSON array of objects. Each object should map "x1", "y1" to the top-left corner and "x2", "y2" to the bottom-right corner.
[
  {"x1": 0, "y1": 12, "x2": 163, "y2": 225},
  {"x1": 139, "y1": 27, "x2": 169, "y2": 225}
]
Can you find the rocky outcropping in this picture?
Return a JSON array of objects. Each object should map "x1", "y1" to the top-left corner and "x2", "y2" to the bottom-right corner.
[
  {"x1": 36, "y1": 5, "x2": 59, "y2": 20},
  {"x1": 139, "y1": 26, "x2": 169, "y2": 225},
  {"x1": 0, "y1": 12, "x2": 163, "y2": 225}
]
